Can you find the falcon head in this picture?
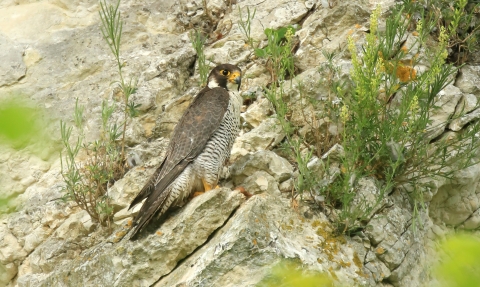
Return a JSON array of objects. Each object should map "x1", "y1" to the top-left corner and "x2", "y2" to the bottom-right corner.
[{"x1": 207, "y1": 64, "x2": 242, "y2": 91}]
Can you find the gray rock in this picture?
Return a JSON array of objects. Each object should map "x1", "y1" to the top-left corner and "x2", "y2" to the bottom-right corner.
[
  {"x1": 453, "y1": 93, "x2": 478, "y2": 115},
  {"x1": 242, "y1": 97, "x2": 273, "y2": 128},
  {"x1": 307, "y1": 156, "x2": 325, "y2": 178},
  {"x1": 0, "y1": 33, "x2": 26, "y2": 86},
  {"x1": 450, "y1": 108, "x2": 480, "y2": 131},
  {"x1": 459, "y1": 208, "x2": 480, "y2": 230},
  {"x1": 17, "y1": 188, "x2": 245, "y2": 287},
  {"x1": 0, "y1": 223, "x2": 27, "y2": 285},
  {"x1": 230, "y1": 118, "x2": 286, "y2": 161},
  {"x1": 156, "y1": 193, "x2": 370, "y2": 287},
  {"x1": 455, "y1": 65, "x2": 480, "y2": 95},
  {"x1": 295, "y1": 2, "x2": 371, "y2": 71},
  {"x1": 278, "y1": 177, "x2": 294, "y2": 193},
  {"x1": 241, "y1": 64, "x2": 271, "y2": 90},
  {"x1": 429, "y1": 163, "x2": 480, "y2": 227},
  {"x1": 425, "y1": 84, "x2": 463, "y2": 140},
  {"x1": 241, "y1": 171, "x2": 280, "y2": 195},
  {"x1": 224, "y1": 0, "x2": 311, "y2": 43},
  {"x1": 21, "y1": 210, "x2": 98, "y2": 276},
  {"x1": 449, "y1": 93, "x2": 480, "y2": 130},
  {"x1": 321, "y1": 143, "x2": 345, "y2": 161},
  {"x1": 373, "y1": 192, "x2": 414, "y2": 270},
  {"x1": 0, "y1": 262, "x2": 17, "y2": 287},
  {"x1": 365, "y1": 215, "x2": 388, "y2": 246},
  {"x1": 205, "y1": 39, "x2": 251, "y2": 66},
  {"x1": 351, "y1": 177, "x2": 386, "y2": 221},
  {"x1": 0, "y1": 147, "x2": 52, "y2": 205},
  {"x1": 365, "y1": 260, "x2": 391, "y2": 283},
  {"x1": 23, "y1": 226, "x2": 51, "y2": 254},
  {"x1": 230, "y1": 150, "x2": 293, "y2": 186},
  {"x1": 54, "y1": 210, "x2": 96, "y2": 241}
]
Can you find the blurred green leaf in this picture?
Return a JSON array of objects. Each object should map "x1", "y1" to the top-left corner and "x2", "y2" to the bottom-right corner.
[
  {"x1": 0, "y1": 100, "x2": 38, "y2": 145},
  {"x1": 0, "y1": 198, "x2": 11, "y2": 212},
  {"x1": 436, "y1": 234, "x2": 480, "y2": 287},
  {"x1": 0, "y1": 96, "x2": 56, "y2": 154},
  {"x1": 255, "y1": 48, "x2": 267, "y2": 58}
]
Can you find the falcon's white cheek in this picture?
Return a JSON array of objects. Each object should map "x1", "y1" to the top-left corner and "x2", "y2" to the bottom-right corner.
[{"x1": 207, "y1": 78, "x2": 220, "y2": 88}]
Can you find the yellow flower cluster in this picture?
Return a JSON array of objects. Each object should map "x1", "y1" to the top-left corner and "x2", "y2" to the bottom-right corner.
[
  {"x1": 366, "y1": 6, "x2": 381, "y2": 49},
  {"x1": 285, "y1": 27, "x2": 294, "y2": 42},
  {"x1": 370, "y1": 5, "x2": 381, "y2": 36},
  {"x1": 409, "y1": 95, "x2": 419, "y2": 114},
  {"x1": 439, "y1": 26, "x2": 448, "y2": 48},
  {"x1": 340, "y1": 105, "x2": 349, "y2": 123},
  {"x1": 416, "y1": 19, "x2": 423, "y2": 36},
  {"x1": 347, "y1": 36, "x2": 361, "y2": 85}
]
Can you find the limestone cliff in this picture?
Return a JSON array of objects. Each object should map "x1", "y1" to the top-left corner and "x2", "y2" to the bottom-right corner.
[{"x1": 1, "y1": 0, "x2": 480, "y2": 286}]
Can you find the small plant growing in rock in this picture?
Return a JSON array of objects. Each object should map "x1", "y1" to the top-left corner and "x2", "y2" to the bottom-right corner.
[
  {"x1": 254, "y1": 25, "x2": 319, "y2": 196},
  {"x1": 60, "y1": 100, "x2": 121, "y2": 226},
  {"x1": 60, "y1": 0, "x2": 140, "y2": 227},
  {"x1": 238, "y1": 6, "x2": 256, "y2": 48},
  {"x1": 255, "y1": 26, "x2": 297, "y2": 82},
  {"x1": 99, "y1": 0, "x2": 139, "y2": 159},
  {"x1": 427, "y1": 0, "x2": 480, "y2": 64},
  {"x1": 305, "y1": 49, "x2": 344, "y2": 157},
  {"x1": 189, "y1": 30, "x2": 210, "y2": 86}
]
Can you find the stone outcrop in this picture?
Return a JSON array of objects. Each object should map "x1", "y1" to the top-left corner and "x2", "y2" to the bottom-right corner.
[{"x1": 19, "y1": 188, "x2": 244, "y2": 287}]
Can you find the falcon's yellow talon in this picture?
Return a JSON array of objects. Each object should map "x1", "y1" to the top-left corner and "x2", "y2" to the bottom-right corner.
[
  {"x1": 201, "y1": 179, "x2": 221, "y2": 192},
  {"x1": 202, "y1": 178, "x2": 213, "y2": 192},
  {"x1": 192, "y1": 191, "x2": 204, "y2": 198}
]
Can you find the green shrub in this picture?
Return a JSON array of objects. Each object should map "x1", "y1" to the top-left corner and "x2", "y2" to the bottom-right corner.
[
  {"x1": 327, "y1": 3, "x2": 480, "y2": 233},
  {"x1": 424, "y1": 0, "x2": 480, "y2": 64},
  {"x1": 244, "y1": 1, "x2": 480, "y2": 234},
  {"x1": 60, "y1": 0, "x2": 139, "y2": 227}
]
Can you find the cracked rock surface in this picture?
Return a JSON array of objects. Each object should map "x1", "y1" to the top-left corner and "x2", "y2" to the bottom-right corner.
[{"x1": 1, "y1": 0, "x2": 480, "y2": 286}]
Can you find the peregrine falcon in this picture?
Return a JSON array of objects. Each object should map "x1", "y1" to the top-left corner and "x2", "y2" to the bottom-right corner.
[{"x1": 128, "y1": 64, "x2": 242, "y2": 239}]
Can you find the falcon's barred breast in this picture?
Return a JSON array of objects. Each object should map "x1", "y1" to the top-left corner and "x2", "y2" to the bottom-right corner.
[{"x1": 128, "y1": 64, "x2": 242, "y2": 239}]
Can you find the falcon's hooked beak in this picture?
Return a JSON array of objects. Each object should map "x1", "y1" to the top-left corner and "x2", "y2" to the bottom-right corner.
[{"x1": 228, "y1": 71, "x2": 242, "y2": 91}]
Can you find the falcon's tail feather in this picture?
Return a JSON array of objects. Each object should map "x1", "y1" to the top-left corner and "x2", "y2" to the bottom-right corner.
[
  {"x1": 128, "y1": 182, "x2": 154, "y2": 211},
  {"x1": 128, "y1": 160, "x2": 191, "y2": 240},
  {"x1": 128, "y1": 189, "x2": 172, "y2": 240},
  {"x1": 128, "y1": 158, "x2": 168, "y2": 211}
]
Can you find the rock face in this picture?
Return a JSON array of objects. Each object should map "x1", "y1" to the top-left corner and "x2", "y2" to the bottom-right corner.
[
  {"x1": 156, "y1": 193, "x2": 366, "y2": 287},
  {"x1": 22, "y1": 188, "x2": 245, "y2": 287},
  {"x1": 1, "y1": 0, "x2": 480, "y2": 287}
]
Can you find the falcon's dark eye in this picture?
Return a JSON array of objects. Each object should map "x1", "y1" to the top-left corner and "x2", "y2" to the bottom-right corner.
[{"x1": 221, "y1": 70, "x2": 230, "y2": 76}]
